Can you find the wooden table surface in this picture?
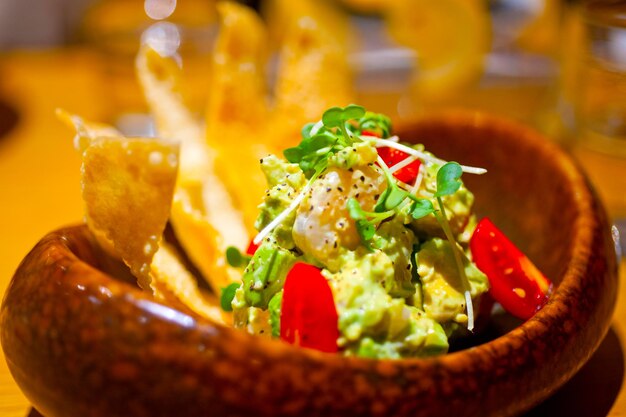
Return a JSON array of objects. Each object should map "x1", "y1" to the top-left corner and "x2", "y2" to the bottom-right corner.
[{"x1": 0, "y1": 50, "x2": 624, "y2": 417}]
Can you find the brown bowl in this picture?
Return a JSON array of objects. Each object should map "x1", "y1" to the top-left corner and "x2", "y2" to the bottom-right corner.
[{"x1": 1, "y1": 113, "x2": 619, "y2": 417}]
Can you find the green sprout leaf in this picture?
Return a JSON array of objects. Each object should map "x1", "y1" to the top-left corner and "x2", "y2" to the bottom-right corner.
[
  {"x1": 343, "y1": 104, "x2": 367, "y2": 120},
  {"x1": 410, "y1": 198, "x2": 435, "y2": 219},
  {"x1": 435, "y1": 162, "x2": 463, "y2": 197},
  {"x1": 384, "y1": 187, "x2": 409, "y2": 210},
  {"x1": 283, "y1": 146, "x2": 303, "y2": 163},
  {"x1": 322, "y1": 104, "x2": 366, "y2": 128},
  {"x1": 301, "y1": 122, "x2": 316, "y2": 139},
  {"x1": 347, "y1": 197, "x2": 366, "y2": 220},
  {"x1": 220, "y1": 283, "x2": 239, "y2": 312},
  {"x1": 226, "y1": 246, "x2": 248, "y2": 267},
  {"x1": 356, "y1": 219, "x2": 376, "y2": 242},
  {"x1": 358, "y1": 111, "x2": 392, "y2": 138},
  {"x1": 321, "y1": 106, "x2": 344, "y2": 128},
  {"x1": 374, "y1": 187, "x2": 391, "y2": 213}
]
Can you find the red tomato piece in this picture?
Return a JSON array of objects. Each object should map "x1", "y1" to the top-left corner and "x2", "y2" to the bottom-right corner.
[
  {"x1": 361, "y1": 130, "x2": 380, "y2": 137},
  {"x1": 377, "y1": 147, "x2": 421, "y2": 184},
  {"x1": 246, "y1": 240, "x2": 260, "y2": 256},
  {"x1": 280, "y1": 262, "x2": 339, "y2": 353},
  {"x1": 470, "y1": 217, "x2": 552, "y2": 320}
]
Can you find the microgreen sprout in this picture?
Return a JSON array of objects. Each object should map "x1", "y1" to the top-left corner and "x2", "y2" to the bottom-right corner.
[
  {"x1": 220, "y1": 283, "x2": 239, "y2": 312},
  {"x1": 225, "y1": 246, "x2": 250, "y2": 268},
  {"x1": 321, "y1": 104, "x2": 366, "y2": 144},
  {"x1": 432, "y1": 162, "x2": 474, "y2": 331},
  {"x1": 347, "y1": 198, "x2": 395, "y2": 250},
  {"x1": 365, "y1": 137, "x2": 487, "y2": 175},
  {"x1": 358, "y1": 111, "x2": 392, "y2": 138}
]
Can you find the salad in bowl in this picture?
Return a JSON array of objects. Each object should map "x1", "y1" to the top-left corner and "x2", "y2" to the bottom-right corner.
[{"x1": 222, "y1": 104, "x2": 551, "y2": 358}]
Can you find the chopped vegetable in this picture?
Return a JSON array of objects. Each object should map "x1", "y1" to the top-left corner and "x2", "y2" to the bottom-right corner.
[
  {"x1": 377, "y1": 147, "x2": 422, "y2": 184},
  {"x1": 470, "y1": 217, "x2": 552, "y2": 320},
  {"x1": 220, "y1": 283, "x2": 239, "y2": 312},
  {"x1": 280, "y1": 263, "x2": 339, "y2": 352},
  {"x1": 246, "y1": 240, "x2": 260, "y2": 255}
]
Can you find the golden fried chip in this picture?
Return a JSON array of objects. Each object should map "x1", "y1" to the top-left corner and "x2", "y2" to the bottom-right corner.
[
  {"x1": 81, "y1": 136, "x2": 179, "y2": 290},
  {"x1": 270, "y1": 0, "x2": 354, "y2": 148},
  {"x1": 263, "y1": 0, "x2": 351, "y2": 51},
  {"x1": 56, "y1": 108, "x2": 122, "y2": 152},
  {"x1": 61, "y1": 110, "x2": 235, "y2": 321},
  {"x1": 135, "y1": 46, "x2": 210, "y2": 186},
  {"x1": 385, "y1": 0, "x2": 490, "y2": 101},
  {"x1": 151, "y1": 242, "x2": 230, "y2": 324},
  {"x1": 136, "y1": 45, "x2": 249, "y2": 291},
  {"x1": 206, "y1": 1, "x2": 269, "y2": 137},
  {"x1": 202, "y1": 1, "x2": 273, "y2": 230}
]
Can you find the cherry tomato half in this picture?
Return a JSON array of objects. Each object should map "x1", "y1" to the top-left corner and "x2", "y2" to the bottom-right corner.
[
  {"x1": 377, "y1": 147, "x2": 421, "y2": 184},
  {"x1": 470, "y1": 217, "x2": 552, "y2": 320},
  {"x1": 280, "y1": 263, "x2": 339, "y2": 352},
  {"x1": 246, "y1": 240, "x2": 260, "y2": 256}
]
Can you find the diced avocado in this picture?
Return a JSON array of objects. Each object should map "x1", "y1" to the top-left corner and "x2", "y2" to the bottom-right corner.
[
  {"x1": 416, "y1": 238, "x2": 488, "y2": 324},
  {"x1": 268, "y1": 290, "x2": 283, "y2": 338},
  {"x1": 242, "y1": 242, "x2": 296, "y2": 309}
]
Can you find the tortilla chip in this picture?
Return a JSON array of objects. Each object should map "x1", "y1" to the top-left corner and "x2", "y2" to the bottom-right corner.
[
  {"x1": 136, "y1": 45, "x2": 249, "y2": 290},
  {"x1": 81, "y1": 135, "x2": 179, "y2": 290},
  {"x1": 270, "y1": 0, "x2": 354, "y2": 149},
  {"x1": 151, "y1": 242, "x2": 230, "y2": 324},
  {"x1": 202, "y1": 1, "x2": 272, "y2": 230}
]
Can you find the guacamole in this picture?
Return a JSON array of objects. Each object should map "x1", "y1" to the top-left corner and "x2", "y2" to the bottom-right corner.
[{"x1": 228, "y1": 105, "x2": 489, "y2": 358}]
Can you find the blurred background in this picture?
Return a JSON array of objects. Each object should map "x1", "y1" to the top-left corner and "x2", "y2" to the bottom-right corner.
[
  {"x1": 4, "y1": 0, "x2": 625, "y2": 213},
  {"x1": 0, "y1": 0, "x2": 625, "y2": 415}
]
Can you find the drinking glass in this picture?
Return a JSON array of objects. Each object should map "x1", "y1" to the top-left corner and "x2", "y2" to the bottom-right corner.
[
  {"x1": 564, "y1": 0, "x2": 626, "y2": 222},
  {"x1": 369, "y1": 0, "x2": 563, "y2": 128}
]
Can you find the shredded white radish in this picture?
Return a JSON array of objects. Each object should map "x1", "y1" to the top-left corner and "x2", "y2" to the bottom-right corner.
[
  {"x1": 252, "y1": 181, "x2": 313, "y2": 245},
  {"x1": 465, "y1": 290, "x2": 475, "y2": 332},
  {"x1": 365, "y1": 136, "x2": 487, "y2": 175},
  {"x1": 388, "y1": 155, "x2": 419, "y2": 174},
  {"x1": 309, "y1": 120, "x2": 324, "y2": 136},
  {"x1": 410, "y1": 163, "x2": 424, "y2": 195},
  {"x1": 377, "y1": 154, "x2": 391, "y2": 171}
]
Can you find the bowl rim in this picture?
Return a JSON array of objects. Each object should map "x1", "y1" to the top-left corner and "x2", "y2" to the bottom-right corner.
[
  {"x1": 33, "y1": 111, "x2": 604, "y2": 366},
  {"x1": 2, "y1": 111, "x2": 617, "y2": 417}
]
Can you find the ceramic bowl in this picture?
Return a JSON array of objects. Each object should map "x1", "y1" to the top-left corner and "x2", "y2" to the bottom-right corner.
[{"x1": 1, "y1": 113, "x2": 618, "y2": 417}]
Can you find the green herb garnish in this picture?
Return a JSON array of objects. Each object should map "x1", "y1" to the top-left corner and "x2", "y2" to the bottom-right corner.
[
  {"x1": 347, "y1": 198, "x2": 395, "y2": 250},
  {"x1": 358, "y1": 111, "x2": 392, "y2": 138},
  {"x1": 225, "y1": 246, "x2": 250, "y2": 268},
  {"x1": 434, "y1": 161, "x2": 463, "y2": 197},
  {"x1": 220, "y1": 283, "x2": 239, "y2": 312},
  {"x1": 432, "y1": 161, "x2": 474, "y2": 330}
]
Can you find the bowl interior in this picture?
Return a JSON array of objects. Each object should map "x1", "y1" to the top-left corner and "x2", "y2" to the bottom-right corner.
[
  {"x1": 397, "y1": 114, "x2": 578, "y2": 286},
  {"x1": 2, "y1": 112, "x2": 616, "y2": 417}
]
